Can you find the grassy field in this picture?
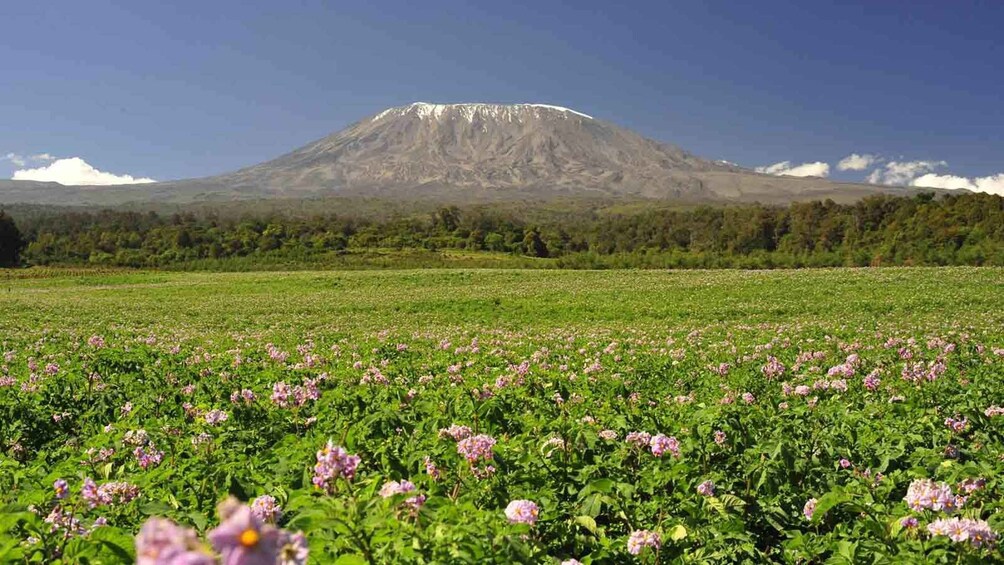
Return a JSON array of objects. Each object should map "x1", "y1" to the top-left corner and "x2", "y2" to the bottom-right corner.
[
  {"x1": 4, "y1": 267, "x2": 1002, "y2": 334},
  {"x1": 1, "y1": 267, "x2": 1003, "y2": 563}
]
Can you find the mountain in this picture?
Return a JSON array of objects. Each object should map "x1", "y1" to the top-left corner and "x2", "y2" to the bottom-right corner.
[
  {"x1": 0, "y1": 102, "x2": 934, "y2": 206},
  {"x1": 214, "y1": 102, "x2": 740, "y2": 198}
]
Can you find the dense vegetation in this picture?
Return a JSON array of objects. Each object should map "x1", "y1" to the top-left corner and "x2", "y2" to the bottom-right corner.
[
  {"x1": 8, "y1": 191, "x2": 1004, "y2": 269},
  {"x1": 0, "y1": 268, "x2": 1002, "y2": 563},
  {"x1": 0, "y1": 211, "x2": 25, "y2": 267}
]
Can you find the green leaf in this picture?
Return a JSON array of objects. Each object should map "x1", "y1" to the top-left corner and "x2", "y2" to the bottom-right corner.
[
  {"x1": 574, "y1": 515, "x2": 598, "y2": 535},
  {"x1": 811, "y1": 490, "x2": 847, "y2": 523},
  {"x1": 140, "y1": 501, "x2": 174, "y2": 516},
  {"x1": 333, "y1": 554, "x2": 369, "y2": 565}
]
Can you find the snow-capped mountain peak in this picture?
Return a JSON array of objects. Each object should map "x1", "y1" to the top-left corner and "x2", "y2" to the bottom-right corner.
[{"x1": 372, "y1": 102, "x2": 594, "y2": 123}]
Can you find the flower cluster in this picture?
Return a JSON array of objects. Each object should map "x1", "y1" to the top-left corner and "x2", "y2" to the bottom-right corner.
[
  {"x1": 81, "y1": 478, "x2": 140, "y2": 508},
  {"x1": 803, "y1": 498, "x2": 817, "y2": 520},
  {"x1": 697, "y1": 480, "x2": 715, "y2": 497},
  {"x1": 423, "y1": 456, "x2": 441, "y2": 480},
  {"x1": 627, "y1": 529, "x2": 661, "y2": 555},
  {"x1": 137, "y1": 498, "x2": 308, "y2": 565},
  {"x1": 456, "y1": 433, "x2": 497, "y2": 478},
  {"x1": 439, "y1": 424, "x2": 473, "y2": 441},
  {"x1": 649, "y1": 434, "x2": 681, "y2": 458},
  {"x1": 312, "y1": 441, "x2": 361, "y2": 493},
  {"x1": 133, "y1": 444, "x2": 165, "y2": 470},
  {"x1": 135, "y1": 518, "x2": 211, "y2": 565},
  {"x1": 761, "y1": 356, "x2": 786, "y2": 379},
  {"x1": 204, "y1": 409, "x2": 229, "y2": 426},
  {"x1": 625, "y1": 431, "x2": 651, "y2": 448},
  {"x1": 456, "y1": 434, "x2": 496, "y2": 463},
  {"x1": 904, "y1": 479, "x2": 965, "y2": 512},
  {"x1": 944, "y1": 416, "x2": 968, "y2": 433},
  {"x1": 379, "y1": 479, "x2": 426, "y2": 514},
  {"x1": 230, "y1": 388, "x2": 257, "y2": 404},
  {"x1": 379, "y1": 479, "x2": 415, "y2": 498},
  {"x1": 927, "y1": 517, "x2": 996, "y2": 548},
  {"x1": 984, "y1": 405, "x2": 1004, "y2": 418},
  {"x1": 271, "y1": 379, "x2": 320, "y2": 409},
  {"x1": 504, "y1": 499, "x2": 540, "y2": 525},
  {"x1": 54, "y1": 479, "x2": 69, "y2": 499},
  {"x1": 250, "y1": 495, "x2": 283, "y2": 523}
]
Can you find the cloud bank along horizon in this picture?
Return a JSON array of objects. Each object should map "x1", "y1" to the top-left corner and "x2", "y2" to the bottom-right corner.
[
  {"x1": 756, "y1": 154, "x2": 1003, "y2": 196},
  {"x1": 4, "y1": 154, "x2": 155, "y2": 186}
]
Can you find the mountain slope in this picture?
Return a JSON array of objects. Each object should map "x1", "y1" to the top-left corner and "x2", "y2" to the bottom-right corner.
[
  {"x1": 0, "y1": 102, "x2": 940, "y2": 205},
  {"x1": 214, "y1": 102, "x2": 740, "y2": 197}
]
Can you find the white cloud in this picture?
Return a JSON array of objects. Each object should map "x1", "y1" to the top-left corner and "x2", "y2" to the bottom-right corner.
[
  {"x1": 3, "y1": 152, "x2": 57, "y2": 168},
  {"x1": 909, "y1": 173, "x2": 973, "y2": 190},
  {"x1": 3, "y1": 153, "x2": 27, "y2": 167},
  {"x1": 837, "y1": 153, "x2": 879, "y2": 171},
  {"x1": 862, "y1": 159, "x2": 1004, "y2": 195},
  {"x1": 755, "y1": 160, "x2": 830, "y2": 178},
  {"x1": 865, "y1": 160, "x2": 946, "y2": 185},
  {"x1": 12, "y1": 157, "x2": 155, "y2": 186},
  {"x1": 911, "y1": 173, "x2": 1004, "y2": 196}
]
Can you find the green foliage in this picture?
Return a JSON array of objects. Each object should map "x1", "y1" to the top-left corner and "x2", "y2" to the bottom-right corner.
[
  {"x1": 0, "y1": 210, "x2": 26, "y2": 267},
  {"x1": 9, "y1": 192, "x2": 1004, "y2": 269},
  {"x1": 0, "y1": 268, "x2": 1002, "y2": 563}
]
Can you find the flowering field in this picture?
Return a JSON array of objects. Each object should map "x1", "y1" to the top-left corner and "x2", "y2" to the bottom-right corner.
[{"x1": 1, "y1": 268, "x2": 1003, "y2": 563}]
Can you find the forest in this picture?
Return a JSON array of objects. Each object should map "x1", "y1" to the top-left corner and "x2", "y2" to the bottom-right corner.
[{"x1": 4, "y1": 191, "x2": 1004, "y2": 269}]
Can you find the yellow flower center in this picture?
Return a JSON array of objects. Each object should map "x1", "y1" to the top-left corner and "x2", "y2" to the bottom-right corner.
[{"x1": 239, "y1": 528, "x2": 260, "y2": 548}]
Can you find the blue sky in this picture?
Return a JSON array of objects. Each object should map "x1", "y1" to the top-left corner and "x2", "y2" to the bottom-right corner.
[{"x1": 1, "y1": 0, "x2": 1001, "y2": 192}]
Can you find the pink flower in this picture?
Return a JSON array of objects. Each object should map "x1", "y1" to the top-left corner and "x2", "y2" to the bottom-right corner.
[
  {"x1": 697, "y1": 480, "x2": 715, "y2": 497},
  {"x1": 135, "y1": 518, "x2": 213, "y2": 565},
  {"x1": 904, "y1": 479, "x2": 960, "y2": 512},
  {"x1": 249, "y1": 495, "x2": 282, "y2": 523},
  {"x1": 649, "y1": 434, "x2": 680, "y2": 458},
  {"x1": 133, "y1": 444, "x2": 164, "y2": 469},
  {"x1": 205, "y1": 410, "x2": 229, "y2": 426},
  {"x1": 625, "y1": 431, "x2": 651, "y2": 448},
  {"x1": 457, "y1": 434, "x2": 496, "y2": 463},
  {"x1": 863, "y1": 370, "x2": 881, "y2": 391},
  {"x1": 312, "y1": 441, "x2": 361, "y2": 492},
  {"x1": 277, "y1": 530, "x2": 309, "y2": 565},
  {"x1": 803, "y1": 498, "x2": 817, "y2": 520},
  {"x1": 504, "y1": 500, "x2": 540, "y2": 525},
  {"x1": 945, "y1": 416, "x2": 968, "y2": 433},
  {"x1": 761, "y1": 356, "x2": 786, "y2": 379},
  {"x1": 379, "y1": 480, "x2": 417, "y2": 498},
  {"x1": 208, "y1": 503, "x2": 281, "y2": 565},
  {"x1": 53, "y1": 479, "x2": 69, "y2": 499},
  {"x1": 439, "y1": 424, "x2": 473, "y2": 441},
  {"x1": 423, "y1": 456, "x2": 441, "y2": 481},
  {"x1": 927, "y1": 517, "x2": 997, "y2": 547},
  {"x1": 627, "y1": 530, "x2": 661, "y2": 555},
  {"x1": 82, "y1": 478, "x2": 140, "y2": 508}
]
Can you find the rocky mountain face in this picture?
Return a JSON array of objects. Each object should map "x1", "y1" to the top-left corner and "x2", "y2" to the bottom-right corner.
[
  {"x1": 215, "y1": 102, "x2": 741, "y2": 198},
  {"x1": 0, "y1": 102, "x2": 927, "y2": 206}
]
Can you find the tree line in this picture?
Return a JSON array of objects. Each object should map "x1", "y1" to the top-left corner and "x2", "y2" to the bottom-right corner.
[{"x1": 4, "y1": 192, "x2": 1004, "y2": 269}]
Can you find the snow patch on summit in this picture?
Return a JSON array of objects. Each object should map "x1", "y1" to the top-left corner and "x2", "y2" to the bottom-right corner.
[{"x1": 371, "y1": 102, "x2": 593, "y2": 123}]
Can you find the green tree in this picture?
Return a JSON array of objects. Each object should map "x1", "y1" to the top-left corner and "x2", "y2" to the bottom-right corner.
[
  {"x1": 0, "y1": 211, "x2": 25, "y2": 267},
  {"x1": 522, "y1": 227, "x2": 548, "y2": 258}
]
